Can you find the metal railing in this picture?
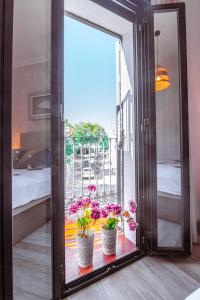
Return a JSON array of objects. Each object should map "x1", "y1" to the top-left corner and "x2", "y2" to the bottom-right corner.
[{"x1": 65, "y1": 136, "x2": 118, "y2": 210}]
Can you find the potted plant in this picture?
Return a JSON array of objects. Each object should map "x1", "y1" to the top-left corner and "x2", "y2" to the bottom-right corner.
[
  {"x1": 68, "y1": 185, "x2": 101, "y2": 268},
  {"x1": 101, "y1": 200, "x2": 138, "y2": 256}
]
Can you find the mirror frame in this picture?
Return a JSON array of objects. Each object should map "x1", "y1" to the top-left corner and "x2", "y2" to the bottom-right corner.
[{"x1": 151, "y1": 3, "x2": 190, "y2": 255}]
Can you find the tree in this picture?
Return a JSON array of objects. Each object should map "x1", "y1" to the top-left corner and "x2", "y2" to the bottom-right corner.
[
  {"x1": 72, "y1": 122, "x2": 108, "y2": 147},
  {"x1": 65, "y1": 121, "x2": 109, "y2": 163}
]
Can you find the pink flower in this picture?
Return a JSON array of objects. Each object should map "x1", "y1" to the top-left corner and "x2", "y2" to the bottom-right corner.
[
  {"x1": 129, "y1": 199, "x2": 137, "y2": 213},
  {"x1": 104, "y1": 203, "x2": 122, "y2": 215},
  {"x1": 91, "y1": 207, "x2": 101, "y2": 220},
  {"x1": 76, "y1": 198, "x2": 84, "y2": 208},
  {"x1": 88, "y1": 184, "x2": 96, "y2": 192},
  {"x1": 128, "y1": 219, "x2": 138, "y2": 231},
  {"x1": 90, "y1": 200, "x2": 99, "y2": 208},
  {"x1": 101, "y1": 209, "x2": 108, "y2": 218},
  {"x1": 105, "y1": 203, "x2": 114, "y2": 212},
  {"x1": 111, "y1": 203, "x2": 122, "y2": 216},
  {"x1": 82, "y1": 197, "x2": 92, "y2": 207},
  {"x1": 68, "y1": 203, "x2": 79, "y2": 215}
]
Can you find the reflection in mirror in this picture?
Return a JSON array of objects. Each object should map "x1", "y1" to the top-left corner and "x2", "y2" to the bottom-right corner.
[
  {"x1": 12, "y1": 0, "x2": 52, "y2": 298},
  {"x1": 154, "y1": 11, "x2": 182, "y2": 248}
]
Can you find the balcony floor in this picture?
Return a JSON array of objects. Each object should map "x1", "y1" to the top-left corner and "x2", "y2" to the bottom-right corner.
[{"x1": 65, "y1": 218, "x2": 137, "y2": 283}]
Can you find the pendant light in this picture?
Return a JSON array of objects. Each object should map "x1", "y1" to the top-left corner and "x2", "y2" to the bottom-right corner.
[{"x1": 155, "y1": 30, "x2": 171, "y2": 92}]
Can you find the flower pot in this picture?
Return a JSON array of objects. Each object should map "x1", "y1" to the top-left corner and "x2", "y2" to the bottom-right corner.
[
  {"x1": 102, "y1": 228, "x2": 117, "y2": 255},
  {"x1": 76, "y1": 232, "x2": 94, "y2": 268}
]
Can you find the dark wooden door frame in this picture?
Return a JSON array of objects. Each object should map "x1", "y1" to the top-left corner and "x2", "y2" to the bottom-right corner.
[
  {"x1": 0, "y1": 0, "x2": 65, "y2": 299},
  {"x1": 51, "y1": 0, "x2": 65, "y2": 299},
  {"x1": 61, "y1": 0, "x2": 153, "y2": 297},
  {"x1": 0, "y1": 0, "x2": 14, "y2": 299},
  {"x1": 141, "y1": 4, "x2": 156, "y2": 254},
  {"x1": 150, "y1": 3, "x2": 190, "y2": 256},
  {"x1": 0, "y1": 0, "x2": 155, "y2": 299}
]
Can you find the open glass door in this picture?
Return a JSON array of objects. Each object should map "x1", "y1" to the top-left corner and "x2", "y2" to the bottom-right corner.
[
  {"x1": 151, "y1": 3, "x2": 190, "y2": 255},
  {"x1": 61, "y1": 0, "x2": 153, "y2": 297}
]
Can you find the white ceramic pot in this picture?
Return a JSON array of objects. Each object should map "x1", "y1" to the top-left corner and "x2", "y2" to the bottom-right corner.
[
  {"x1": 76, "y1": 232, "x2": 94, "y2": 268},
  {"x1": 102, "y1": 228, "x2": 117, "y2": 255}
]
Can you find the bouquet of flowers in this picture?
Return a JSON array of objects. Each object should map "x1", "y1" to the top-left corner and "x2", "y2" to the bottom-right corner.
[
  {"x1": 101, "y1": 199, "x2": 138, "y2": 255},
  {"x1": 68, "y1": 185, "x2": 101, "y2": 238},
  {"x1": 101, "y1": 199, "x2": 138, "y2": 231}
]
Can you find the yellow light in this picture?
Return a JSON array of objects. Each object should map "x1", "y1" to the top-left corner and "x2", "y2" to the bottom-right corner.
[{"x1": 155, "y1": 64, "x2": 171, "y2": 92}]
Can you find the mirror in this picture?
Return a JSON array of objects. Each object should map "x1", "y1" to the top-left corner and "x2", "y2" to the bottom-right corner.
[{"x1": 154, "y1": 10, "x2": 182, "y2": 248}]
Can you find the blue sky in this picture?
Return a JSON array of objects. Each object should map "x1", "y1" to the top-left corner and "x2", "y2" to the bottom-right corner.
[{"x1": 64, "y1": 16, "x2": 118, "y2": 133}]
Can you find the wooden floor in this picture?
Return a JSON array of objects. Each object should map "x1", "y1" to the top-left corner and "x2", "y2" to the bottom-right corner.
[
  {"x1": 13, "y1": 223, "x2": 200, "y2": 300},
  {"x1": 68, "y1": 235, "x2": 200, "y2": 300},
  {"x1": 158, "y1": 218, "x2": 182, "y2": 248},
  {"x1": 13, "y1": 223, "x2": 52, "y2": 300}
]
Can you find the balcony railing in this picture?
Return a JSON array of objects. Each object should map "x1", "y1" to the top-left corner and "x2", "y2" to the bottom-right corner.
[{"x1": 65, "y1": 136, "x2": 118, "y2": 210}]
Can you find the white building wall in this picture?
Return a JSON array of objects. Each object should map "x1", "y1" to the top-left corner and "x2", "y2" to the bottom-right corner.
[{"x1": 119, "y1": 25, "x2": 136, "y2": 243}]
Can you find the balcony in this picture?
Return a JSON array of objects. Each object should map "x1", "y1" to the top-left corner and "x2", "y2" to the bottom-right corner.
[
  {"x1": 65, "y1": 135, "x2": 118, "y2": 209},
  {"x1": 64, "y1": 135, "x2": 137, "y2": 283}
]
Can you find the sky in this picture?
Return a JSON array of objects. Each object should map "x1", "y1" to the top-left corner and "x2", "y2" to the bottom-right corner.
[{"x1": 64, "y1": 16, "x2": 118, "y2": 134}]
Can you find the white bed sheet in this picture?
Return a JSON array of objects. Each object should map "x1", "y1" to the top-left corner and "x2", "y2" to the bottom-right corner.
[
  {"x1": 12, "y1": 168, "x2": 51, "y2": 209},
  {"x1": 157, "y1": 163, "x2": 181, "y2": 196}
]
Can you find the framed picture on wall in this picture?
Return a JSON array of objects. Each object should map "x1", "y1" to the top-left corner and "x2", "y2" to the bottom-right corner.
[{"x1": 30, "y1": 92, "x2": 51, "y2": 120}]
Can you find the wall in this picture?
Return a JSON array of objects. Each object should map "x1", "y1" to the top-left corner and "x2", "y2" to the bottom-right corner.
[
  {"x1": 12, "y1": 62, "x2": 50, "y2": 149},
  {"x1": 13, "y1": 0, "x2": 50, "y2": 69},
  {"x1": 184, "y1": 0, "x2": 200, "y2": 235},
  {"x1": 120, "y1": 25, "x2": 136, "y2": 243},
  {"x1": 12, "y1": 0, "x2": 51, "y2": 150}
]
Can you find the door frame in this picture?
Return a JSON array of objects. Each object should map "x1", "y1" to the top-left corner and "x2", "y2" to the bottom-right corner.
[
  {"x1": 0, "y1": 0, "x2": 14, "y2": 299},
  {"x1": 51, "y1": 0, "x2": 65, "y2": 299},
  {"x1": 150, "y1": 3, "x2": 190, "y2": 256},
  {"x1": 60, "y1": 0, "x2": 153, "y2": 297},
  {"x1": 0, "y1": 0, "x2": 65, "y2": 299},
  {"x1": 0, "y1": 0, "x2": 154, "y2": 299}
]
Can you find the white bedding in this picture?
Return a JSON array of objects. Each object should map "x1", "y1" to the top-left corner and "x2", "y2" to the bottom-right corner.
[
  {"x1": 12, "y1": 168, "x2": 51, "y2": 209},
  {"x1": 157, "y1": 163, "x2": 181, "y2": 196}
]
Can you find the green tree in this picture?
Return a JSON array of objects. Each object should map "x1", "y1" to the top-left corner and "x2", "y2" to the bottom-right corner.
[
  {"x1": 73, "y1": 122, "x2": 108, "y2": 146},
  {"x1": 65, "y1": 121, "x2": 109, "y2": 163}
]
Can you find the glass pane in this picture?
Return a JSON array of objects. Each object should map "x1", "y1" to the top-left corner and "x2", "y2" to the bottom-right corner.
[
  {"x1": 154, "y1": 11, "x2": 182, "y2": 248},
  {"x1": 12, "y1": 0, "x2": 52, "y2": 299},
  {"x1": 64, "y1": 0, "x2": 138, "y2": 284}
]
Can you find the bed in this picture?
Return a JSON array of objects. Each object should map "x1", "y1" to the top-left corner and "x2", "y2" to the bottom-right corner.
[
  {"x1": 12, "y1": 131, "x2": 51, "y2": 245},
  {"x1": 12, "y1": 168, "x2": 50, "y2": 209},
  {"x1": 157, "y1": 162, "x2": 181, "y2": 224}
]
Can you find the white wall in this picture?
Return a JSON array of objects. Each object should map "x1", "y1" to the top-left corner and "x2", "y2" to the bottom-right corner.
[
  {"x1": 65, "y1": 0, "x2": 131, "y2": 36},
  {"x1": 119, "y1": 26, "x2": 136, "y2": 243},
  {"x1": 185, "y1": 0, "x2": 200, "y2": 237}
]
